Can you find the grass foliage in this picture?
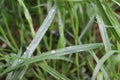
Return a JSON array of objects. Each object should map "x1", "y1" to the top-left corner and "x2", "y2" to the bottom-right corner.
[{"x1": 0, "y1": 0, "x2": 120, "y2": 80}]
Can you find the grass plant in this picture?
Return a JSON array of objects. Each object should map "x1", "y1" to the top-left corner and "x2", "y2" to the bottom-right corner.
[{"x1": 0, "y1": 0, "x2": 120, "y2": 80}]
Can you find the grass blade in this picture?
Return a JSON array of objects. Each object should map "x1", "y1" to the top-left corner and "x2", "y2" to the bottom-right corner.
[
  {"x1": 2, "y1": 14, "x2": 18, "y2": 51},
  {"x1": 39, "y1": 62, "x2": 70, "y2": 80},
  {"x1": 92, "y1": 50, "x2": 117, "y2": 80},
  {"x1": 6, "y1": 5, "x2": 57, "y2": 80},
  {"x1": 18, "y1": 0, "x2": 35, "y2": 36},
  {"x1": 96, "y1": 14, "x2": 111, "y2": 52},
  {"x1": 0, "y1": 43, "x2": 102, "y2": 77},
  {"x1": 92, "y1": 0, "x2": 120, "y2": 43}
]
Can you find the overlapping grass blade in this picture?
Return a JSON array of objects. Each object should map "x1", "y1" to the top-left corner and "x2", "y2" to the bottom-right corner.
[
  {"x1": 39, "y1": 62, "x2": 70, "y2": 80},
  {"x1": 92, "y1": 0, "x2": 120, "y2": 43},
  {"x1": 0, "y1": 43, "x2": 102, "y2": 77},
  {"x1": 89, "y1": 50, "x2": 109, "y2": 80},
  {"x1": 92, "y1": 50, "x2": 117, "y2": 80},
  {"x1": 17, "y1": 0, "x2": 35, "y2": 36},
  {"x1": 113, "y1": 0, "x2": 120, "y2": 6},
  {"x1": 6, "y1": 5, "x2": 57, "y2": 80},
  {"x1": 78, "y1": 14, "x2": 95, "y2": 41},
  {"x1": 1, "y1": 0, "x2": 120, "y2": 80},
  {"x1": 78, "y1": 13, "x2": 110, "y2": 80},
  {"x1": 95, "y1": 14, "x2": 111, "y2": 80}
]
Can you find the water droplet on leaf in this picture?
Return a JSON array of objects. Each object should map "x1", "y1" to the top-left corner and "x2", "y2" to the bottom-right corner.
[{"x1": 51, "y1": 50, "x2": 56, "y2": 54}]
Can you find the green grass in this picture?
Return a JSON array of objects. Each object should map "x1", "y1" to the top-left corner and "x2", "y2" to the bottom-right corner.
[{"x1": 0, "y1": 0, "x2": 120, "y2": 80}]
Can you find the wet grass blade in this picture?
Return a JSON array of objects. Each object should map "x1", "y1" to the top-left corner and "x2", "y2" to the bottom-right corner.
[
  {"x1": 0, "y1": 43, "x2": 102, "y2": 77},
  {"x1": 96, "y1": 14, "x2": 111, "y2": 52},
  {"x1": 6, "y1": 5, "x2": 56, "y2": 80},
  {"x1": 92, "y1": 0, "x2": 120, "y2": 43},
  {"x1": 92, "y1": 50, "x2": 117, "y2": 80}
]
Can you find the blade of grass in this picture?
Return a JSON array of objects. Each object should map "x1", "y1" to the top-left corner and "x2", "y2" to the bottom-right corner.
[
  {"x1": 2, "y1": 14, "x2": 18, "y2": 51},
  {"x1": 97, "y1": 72, "x2": 103, "y2": 80},
  {"x1": 0, "y1": 0, "x2": 5, "y2": 11},
  {"x1": 39, "y1": 62, "x2": 70, "y2": 80},
  {"x1": 68, "y1": 2, "x2": 80, "y2": 78},
  {"x1": 57, "y1": 8, "x2": 66, "y2": 48},
  {"x1": 113, "y1": 0, "x2": 120, "y2": 6},
  {"x1": 92, "y1": 50, "x2": 117, "y2": 80},
  {"x1": 92, "y1": 0, "x2": 120, "y2": 43},
  {"x1": 17, "y1": 0, "x2": 35, "y2": 36},
  {"x1": 78, "y1": 14, "x2": 95, "y2": 41},
  {"x1": 17, "y1": 5, "x2": 26, "y2": 46},
  {"x1": 0, "y1": 43, "x2": 102, "y2": 77},
  {"x1": 6, "y1": 5, "x2": 57, "y2": 80},
  {"x1": 78, "y1": 14, "x2": 110, "y2": 80},
  {"x1": 96, "y1": 14, "x2": 111, "y2": 52},
  {"x1": 92, "y1": 8, "x2": 113, "y2": 80},
  {"x1": 37, "y1": 0, "x2": 43, "y2": 24},
  {"x1": 0, "y1": 26, "x2": 16, "y2": 51},
  {"x1": 89, "y1": 50, "x2": 109, "y2": 80}
]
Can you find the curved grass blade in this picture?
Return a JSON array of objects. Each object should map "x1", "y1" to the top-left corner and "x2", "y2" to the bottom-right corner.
[
  {"x1": 78, "y1": 14, "x2": 110, "y2": 79},
  {"x1": 91, "y1": 50, "x2": 117, "y2": 80},
  {"x1": 17, "y1": 0, "x2": 35, "y2": 36},
  {"x1": 95, "y1": 14, "x2": 112, "y2": 80},
  {"x1": 89, "y1": 50, "x2": 109, "y2": 80}
]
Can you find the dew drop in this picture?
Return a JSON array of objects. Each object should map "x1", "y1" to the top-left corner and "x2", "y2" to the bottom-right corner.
[
  {"x1": 24, "y1": 52, "x2": 26, "y2": 55},
  {"x1": 51, "y1": 50, "x2": 56, "y2": 54}
]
